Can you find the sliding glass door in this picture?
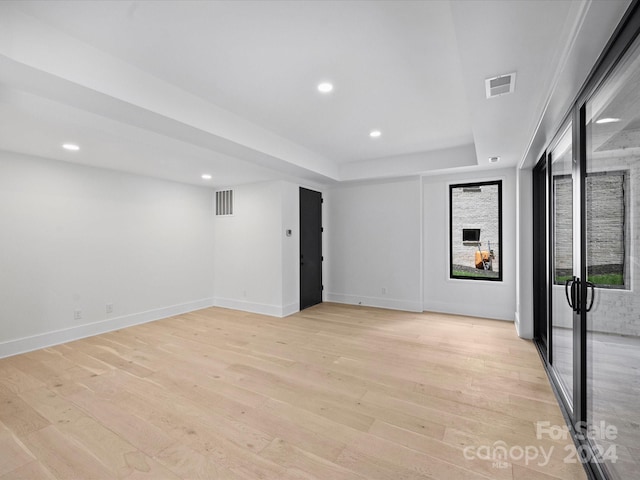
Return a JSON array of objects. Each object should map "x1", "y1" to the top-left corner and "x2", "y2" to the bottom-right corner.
[
  {"x1": 584, "y1": 33, "x2": 640, "y2": 480},
  {"x1": 534, "y1": 5, "x2": 640, "y2": 479}
]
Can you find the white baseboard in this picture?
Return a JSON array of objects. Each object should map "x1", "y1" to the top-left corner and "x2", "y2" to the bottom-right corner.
[
  {"x1": 423, "y1": 299, "x2": 514, "y2": 322},
  {"x1": 0, "y1": 298, "x2": 215, "y2": 359},
  {"x1": 212, "y1": 297, "x2": 294, "y2": 318},
  {"x1": 514, "y1": 310, "x2": 534, "y2": 339},
  {"x1": 282, "y1": 302, "x2": 300, "y2": 317},
  {"x1": 326, "y1": 292, "x2": 423, "y2": 312}
]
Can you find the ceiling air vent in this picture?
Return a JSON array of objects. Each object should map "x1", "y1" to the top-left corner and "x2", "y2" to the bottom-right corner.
[
  {"x1": 485, "y1": 72, "x2": 516, "y2": 99},
  {"x1": 215, "y1": 189, "x2": 233, "y2": 216}
]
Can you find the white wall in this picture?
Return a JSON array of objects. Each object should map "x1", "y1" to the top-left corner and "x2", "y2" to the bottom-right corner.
[
  {"x1": 212, "y1": 180, "x2": 304, "y2": 317},
  {"x1": 423, "y1": 168, "x2": 517, "y2": 321},
  {"x1": 0, "y1": 150, "x2": 519, "y2": 360},
  {"x1": 326, "y1": 177, "x2": 423, "y2": 312},
  {"x1": 0, "y1": 151, "x2": 214, "y2": 358},
  {"x1": 325, "y1": 172, "x2": 516, "y2": 320},
  {"x1": 516, "y1": 168, "x2": 534, "y2": 338},
  {"x1": 281, "y1": 181, "x2": 301, "y2": 315},
  {"x1": 213, "y1": 180, "x2": 282, "y2": 315},
  {"x1": 0, "y1": 150, "x2": 519, "y2": 361}
]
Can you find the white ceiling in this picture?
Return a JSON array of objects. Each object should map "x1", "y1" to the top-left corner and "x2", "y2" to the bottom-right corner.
[{"x1": 0, "y1": 0, "x2": 632, "y2": 187}]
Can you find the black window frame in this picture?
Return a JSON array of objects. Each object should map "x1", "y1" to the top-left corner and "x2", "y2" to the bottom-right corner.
[{"x1": 449, "y1": 180, "x2": 503, "y2": 282}]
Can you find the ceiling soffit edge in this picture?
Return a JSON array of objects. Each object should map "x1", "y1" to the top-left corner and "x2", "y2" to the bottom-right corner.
[{"x1": 518, "y1": 0, "x2": 593, "y2": 170}]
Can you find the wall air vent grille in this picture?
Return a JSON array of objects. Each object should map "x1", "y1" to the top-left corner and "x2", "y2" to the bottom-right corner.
[
  {"x1": 485, "y1": 72, "x2": 516, "y2": 99},
  {"x1": 215, "y1": 189, "x2": 233, "y2": 216}
]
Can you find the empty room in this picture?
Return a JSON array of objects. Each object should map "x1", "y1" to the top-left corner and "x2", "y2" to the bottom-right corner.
[{"x1": 1, "y1": 1, "x2": 639, "y2": 479}]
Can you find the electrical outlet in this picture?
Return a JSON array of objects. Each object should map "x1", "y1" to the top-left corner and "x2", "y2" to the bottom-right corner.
[
  {"x1": 74, "y1": 309, "x2": 82, "y2": 320},
  {"x1": 106, "y1": 303, "x2": 113, "y2": 314}
]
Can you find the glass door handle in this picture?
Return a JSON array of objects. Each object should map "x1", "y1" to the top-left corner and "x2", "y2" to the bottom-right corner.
[
  {"x1": 564, "y1": 277, "x2": 582, "y2": 312},
  {"x1": 585, "y1": 281, "x2": 596, "y2": 312},
  {"x1": 565, "y1": 278, "x2": 575, "y2": 311}
]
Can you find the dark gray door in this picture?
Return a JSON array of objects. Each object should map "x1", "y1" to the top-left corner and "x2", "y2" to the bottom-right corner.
[{"x1": 299, "y1": 187, "x2": 322, "y2": 310}]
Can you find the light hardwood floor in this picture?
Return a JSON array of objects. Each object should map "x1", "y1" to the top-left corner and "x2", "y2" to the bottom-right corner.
[{"x1": 0, "y1": 303, "x2": 586, "y2": 479}]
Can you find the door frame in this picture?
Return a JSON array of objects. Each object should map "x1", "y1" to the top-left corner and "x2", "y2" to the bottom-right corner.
[{"x1": 532, "y1": 155, "x2": 549, "y2": 354}]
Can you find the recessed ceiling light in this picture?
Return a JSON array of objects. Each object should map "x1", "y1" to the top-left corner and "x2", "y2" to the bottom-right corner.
[
  {"x1": 595, "y1": 117, "x2": 620, "y2": 124},
  {"x1": 201, "y1": 174, "x2": 212, "y2": 180},
  {"x1": 317, "y1": 82, "x2": 333, "y2": 93},
  {"x1": 489, "y1": 156, "x2": 500, "y2": 163},
  {"x1": 369, "y1": 130, "x2": 382, "y2": 138},
  {"x1": 62, "y1": 143, "x2": 80, "y2": 151}
]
